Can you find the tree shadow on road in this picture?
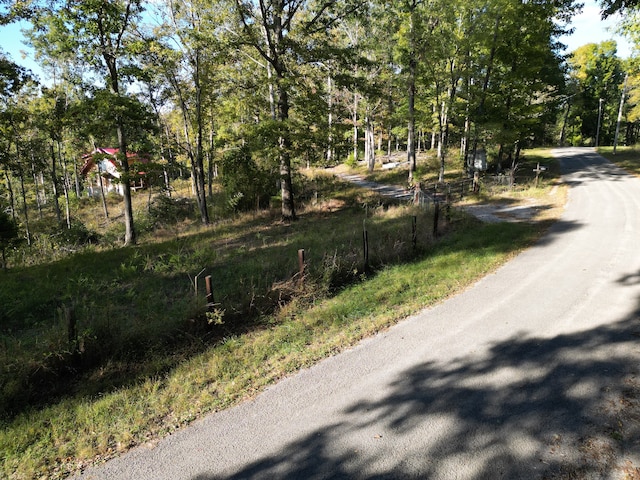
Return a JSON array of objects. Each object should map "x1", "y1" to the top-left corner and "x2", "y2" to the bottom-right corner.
[
  {"x1": 560, "y1": 151, "x2": 632, "y2": 183},
  {"x1": 193, "y1": 307, "x2": 640, "y2": 480}
]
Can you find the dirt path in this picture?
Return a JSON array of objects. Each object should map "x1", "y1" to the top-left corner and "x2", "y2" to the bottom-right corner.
[{"x1": 336, "y1": 170, "x2": 551, "y2": 223}]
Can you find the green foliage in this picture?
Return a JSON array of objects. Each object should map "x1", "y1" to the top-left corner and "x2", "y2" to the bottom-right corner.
[
  {"x1": 9, "y1": 217, "x2": 101, "y2": 268},
  {"x1": 0, "y1": 210, "x2": 18, "y2": 268},
  {"x1": 147, "y1": 195, "x2": 198, "y2": 226},
  {"x1": 206, "y1": 308, "x2": 225, "y2": 326},
  {"x1": 0, "y1": 210, "x2": 18, "y2": 245},
  {"x1": 219, "y1": 146, "x2": 277, "y2": 211},
  {"x1": 566, "y1": 41, "x2": 625, "y2": 146},
  {"x1": 0, "y1": 204, "x2": 546, "y2": 479},
  {"x1": 345, "y1": 151, "x2": 360, "y2": 168},
  {"x1": 55, "y1": 220, "x2": 100, "y2": 247},
  {"x1": 600, "y1": 0, "x2": 640, "y2": 17},
  {"x1": 0, "y1": 54, "x2": 31, "y2": 98},
  {"x1": 73, "y1": 89, "x2": 159, "y2": 150}
]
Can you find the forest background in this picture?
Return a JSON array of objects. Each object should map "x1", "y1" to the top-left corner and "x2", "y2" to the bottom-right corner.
[
  {"x1": 0, "y1": 0, "x2": 638, "y2": 251},
  {"x1": 2, "y1": 0, "x2": 640, "y2": 478}
]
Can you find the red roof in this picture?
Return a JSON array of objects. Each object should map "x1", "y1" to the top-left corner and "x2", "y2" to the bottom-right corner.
[{"x1": 80, "y1": 148, "x2": 150, "y2": 177}]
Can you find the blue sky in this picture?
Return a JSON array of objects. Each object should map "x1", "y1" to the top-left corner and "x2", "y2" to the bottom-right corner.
[
  {"x1": 0, "y1": 0, "x2": 634, "y2": 83},
  {"x1": 562, "y1": 0, "x2": 632, "y2": 57}
]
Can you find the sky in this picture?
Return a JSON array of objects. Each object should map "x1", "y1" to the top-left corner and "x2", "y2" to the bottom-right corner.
[
  {"x1": 0, "y1": 0, "x2": 635, "y2": 83},
  {"x1": 562, "y1": 0, "x2": 633, "y2": 58}
]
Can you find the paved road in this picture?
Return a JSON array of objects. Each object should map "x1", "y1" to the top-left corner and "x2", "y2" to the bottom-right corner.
[{"x1": 78, "y1": 148, "x2": 640, "y2": 479}]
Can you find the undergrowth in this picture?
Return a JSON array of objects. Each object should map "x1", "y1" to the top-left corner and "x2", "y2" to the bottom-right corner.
[{"x1": 0, "y1": 151, "x2": 564, "y2": 479}]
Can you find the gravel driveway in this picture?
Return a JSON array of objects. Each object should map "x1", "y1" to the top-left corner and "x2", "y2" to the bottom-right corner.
[{"x1": 77, "y1": 147, "x2": 640, "y2": 479}]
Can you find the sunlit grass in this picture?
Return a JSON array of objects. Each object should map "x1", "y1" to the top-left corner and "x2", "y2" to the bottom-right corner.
[
  {"x1": 598, "y1": 145, "x2": 640, "y2": 177},
  {"x1": 2, "y1": 221, "x2": 542, "y2": 480},
  {"x1": 0, "y1": 153, "x2": 565, "y2": 479}
]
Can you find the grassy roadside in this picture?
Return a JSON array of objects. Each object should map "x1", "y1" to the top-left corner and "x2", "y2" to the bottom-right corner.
[
  {"x1": 598, "y1": 145, "x2": 640, "y2": 177},
  {"x1": 1, "y1": 151, "x2": 565, "y2": 479}
]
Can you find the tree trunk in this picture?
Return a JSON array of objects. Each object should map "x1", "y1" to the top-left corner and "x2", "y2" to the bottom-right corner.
[
  {"x1": 98, "y1": 170, "x2": 109, "y2": 220},
  {"x1": 194, "y1": 49, "x2": 209, "y2": 225},
  {"x1": 439, "y1": 60, "x2": 460, "y2": 182},
  {"x1": 74, "y1": 162, "x2": 81, "y2": 198},
  {"x1": 438, "y1": 100, "x2": 448, "y2": 182},
  {"x1": 18, "y1": 166, "x2": 31, "y2": 246},
  {"x1": 352, "y1": 92, "x2": 359, "y2": 162},
  {"x1": 365, "y1": 112, "x2": 375, "y2": 172},
  {"x1": 49, "y1": 143, "x2": 62, "y2": 224},
  {"x1": 327, "y1": 74, "x2": 334, "y2": 164},
  {"x1": 31, "y1": 159, "x2": 43, "y2": 220},
  {"x1": 104, "y1": 53, "x2": 136, "y2": 245},
  {"x1": 117, "y1": 119, "x2": 136, "y2": 245},
  {"x1": 462, "y1": 114, "x2": 470, "y2": 172},
  {"x1": 208, "y1": 115, "x2": 215, "y2": 199},
  {"x1": 4, "y1": 171, "x2": 15, "y2": 222},
  {"x1": 267, "y1": 60, "x2": 276, "y2": 120},
  {"x1": 407, "y1": 70, "x2": 416, "y2": 179},
  {"x1": 58, "y1": 142, "x2": 71, "y2": 229},
  {"x1": 407, "y1": 6, "x2": 417, "y2": 181},
  {"x1": 471, "y1": 14, "x2": 500, "y2": 164},
  {"x1": 163, "y1": 123, "x2": 176, "y2": 183},
  {"x1": 276, "y1": 79, "x2": 296, "y2": 221},
  {"x1": 559, "y1": 101, "x2": 571, "y2": 146}
]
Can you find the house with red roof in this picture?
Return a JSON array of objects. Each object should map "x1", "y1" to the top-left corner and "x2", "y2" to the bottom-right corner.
[{"x1": 80, "y1": 148, "x2": 149, "y2": 196}]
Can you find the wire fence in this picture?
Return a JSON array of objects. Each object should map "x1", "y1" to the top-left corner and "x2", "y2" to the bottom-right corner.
[{"x1": 411, "y1": 177, "x2": 478, "y2": 208}]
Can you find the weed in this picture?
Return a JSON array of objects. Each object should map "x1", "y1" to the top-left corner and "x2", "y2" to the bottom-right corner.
[
  {"x1": 206, "y1": 309, "x2": 225, "y2": 326},
  {"x1": 0, "y1": 150, "x2": 563, "y2": 479}
]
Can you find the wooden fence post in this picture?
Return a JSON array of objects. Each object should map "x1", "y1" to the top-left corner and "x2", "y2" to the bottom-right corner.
[
  {"x1": 66, "y1": 305, "x2": 76, "y2": 347},
  {"x1": 205, "y1": 275, "x2": 214, "y2": 310},
  {"x1": 298, "y1": 249, "x2": 306, "y2": 281},
  {"x1": 433, "y1": 202, "x2": 440, "y2": 238},
  {"x1": 363, "y1": 225, "x2": 369, "y2": 272},
  {"x1": 412, "y1": 216, "x2": 417, "y2": 249},
  {"x1": 64, "y1": 305, "x2": 78, "y2": 355}
]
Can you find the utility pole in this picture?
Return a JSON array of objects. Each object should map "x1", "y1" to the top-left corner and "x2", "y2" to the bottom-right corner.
[
  {"x1": 613, "y1": 74, "x2": 628, "y2": 155},
  {"x1": 595, "y1": 98, "x2": 604, "y2": 148}
]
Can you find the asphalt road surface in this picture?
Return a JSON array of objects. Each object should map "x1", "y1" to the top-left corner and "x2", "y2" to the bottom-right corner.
[{"x1": 77, "y1": 148, "x2": 640, "y2": 479}]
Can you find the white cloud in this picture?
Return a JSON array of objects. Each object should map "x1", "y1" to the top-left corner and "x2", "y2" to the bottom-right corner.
[{"x1": 561, "y1": 0, "x2": 632, "y2": 57}]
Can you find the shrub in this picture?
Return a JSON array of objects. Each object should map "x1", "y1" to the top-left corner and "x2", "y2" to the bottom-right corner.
[
  {"x1": 0, "y1": 210, "x2": 19, "y2": 269},
  {"x1": 148, "y1": 195, "x2": 197, "y2": 226},
  {"x1": 58, "y1": 220, "x2": 101, "y2": 246},
  {"x1": 345, "y1": 151, "x2": 359, "y2": 168},
  {"x1": 219, "y1": 146, "x2": 278, "y2": 212},
  {"x1": 33, "y1": 218, "x2": 100, "y2": 251}
]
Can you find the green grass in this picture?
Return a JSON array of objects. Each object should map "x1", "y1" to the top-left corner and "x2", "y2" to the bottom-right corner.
[
  {"x1": 0, "y1": 155, "x2": 563, "y2": 479},
  {"x1": 2, "y1": 219, "x2": 544, "y2": 480},
  {"x1": 597, "y1": 145, "x2": 640, "y2": 177}
]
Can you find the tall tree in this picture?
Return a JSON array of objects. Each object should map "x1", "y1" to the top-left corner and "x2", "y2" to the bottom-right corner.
[
  {"x1": 27, "y1": 0, "x2": 145, "y2": 245},
  {"x1": 141, "y1": 0, "x2": 233, "y2": 224},
  {"x1": 567, "y1": 41, "x2": 624, "y2": 145},
  {"x1": 0, "y1": 54, "x2": 33, "y2": 244},
  {"x1": 391, "y1": 0, "x2": 424, "y2": 180},
  {"x1": 233, "y1": 0, "x2": 366, "y2": 221}
]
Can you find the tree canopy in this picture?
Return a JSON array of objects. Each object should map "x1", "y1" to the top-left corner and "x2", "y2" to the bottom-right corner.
[
  {"x1": 0, "y1": 0, "x2": 634, "y2": 258},
  {"x1": 599, "y1": 0, "x2": 640, "y2": 17}
]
